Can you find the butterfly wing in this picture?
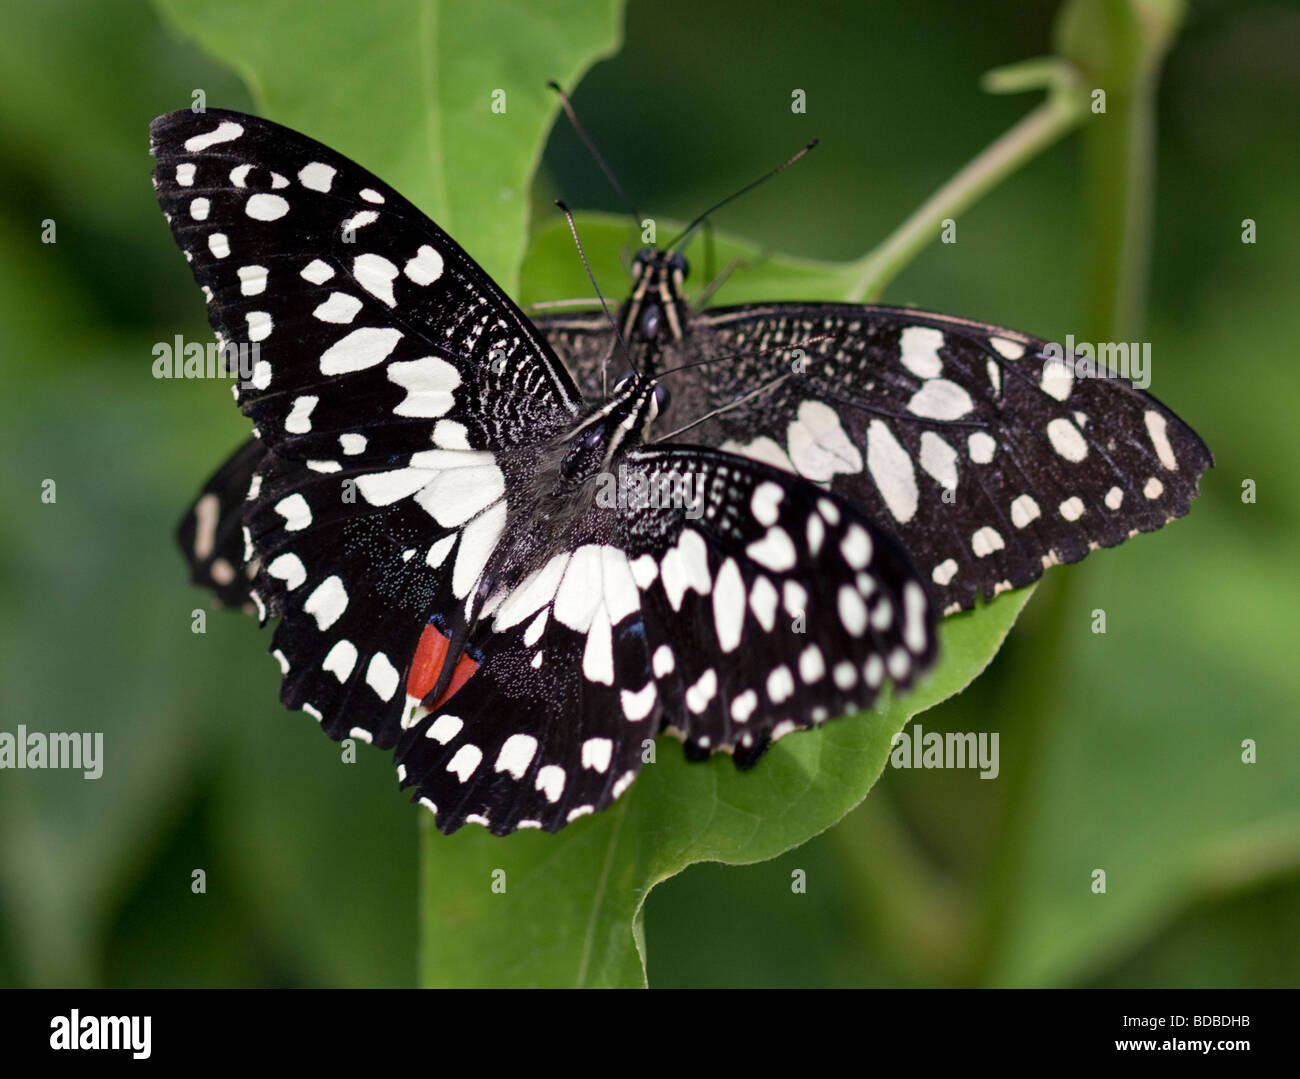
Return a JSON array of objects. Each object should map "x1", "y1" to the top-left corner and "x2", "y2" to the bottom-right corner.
[
  {"x1": 151, "y1": 108, "x2": 583, "y2": 459},
  {"x1": 175, "y1": 319, "x2": 611, "y2": 617},
  {"x1": 394, "y1": 444, "x2": 937, "y2": 834},
  {"x1": 177, "y1": 436, "x2": 267, "y2": 611},
  {"x1": 532, "y1": 309, "x2": 620, "y2": 400},
  {"x1": 153, "y1": 108, "x2": 583, "y2": 746},
  {"x1": 649, "y1": 303, "x2": 1213, "y2": 613}
]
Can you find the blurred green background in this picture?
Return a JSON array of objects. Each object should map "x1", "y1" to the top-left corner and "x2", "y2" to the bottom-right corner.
[{"x1": 1, "y1": 0, "x2": 1297, "y2": 987}]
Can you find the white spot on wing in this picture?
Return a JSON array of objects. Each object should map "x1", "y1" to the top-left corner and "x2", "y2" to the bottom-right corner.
[
  {"x1": 184, "y1": 121, "x2": 243, "y2": 152},
  {"x1": 990, "y1": 336, "x2": 1025, "y2": 360},
  {"x1": 298, "y1": 161, "x2": 337, "y2": 192},
  {"x1": 919, "y1": 431, "x2": 959, "y2": 490},
  {"x1": 267, "y1": 553, "x2": 307, "y2": 591},
  {"x1": 746, "y1": 526, "x2": 797, "y2": 571},
  {"x1": 750, "y1": 482, "x2": 783, "y2": 526},
  {"x1": 404, "y1": 245, "x2": 444, "y2": 285},
  {"x1": 902, "y1": 582, "x2": 928, "y2": 653},
  {"x1": 749, "y1": 576, "x2": 778, "y2": 631},
  {"x1": 685, "y1": 669, "x2": 718, "y2": 713},
  {"x1": 451, "y1": 499, "x2": 507, "y2": 599},
  {"x1": 731, "y1": 690, "x2": 758, "y2": 722},
  {"x1": 274, "y1": 493, "x2": 312, "y2": 531},
  {"x1": 968, "y1": 431, "x2": 997, "y2": 464},
  {"x1": 387, "y1": 355, "x2": 461, "y2": 417},
  {"x1": 660, "y1": 530, "x2": 712, "y2": 610},
  {"x1": 322, "y1": 639, "x2": 358, "y2": 681},
  {"x1": 427, "y1": 714, "x2": 463, "y2": 744},
  {"x1": 245, "y1": 311, "x2": 272, "y2": 342},
  {"x1": 366, "y1": 652, "x2": 400, "y2": 701},
  {"x1": 621, "y1": 682, "x2": 656, "y2": 721},
  {"x1": 866, "y1": 420, "x2": 918, "y2": 524},
  {"x1": 284, "y1": 395, "x2": 318, "y2": 434},
  {"x1": 899, "y1": 325, "x2": 944, "y2": 378},
  {"x1": 1046, "y1": 418, "x2": 1089, "y2": 462},
  {"x1": 495, "y1": 734, "x2": 538, "y2": 779},
  {"x1": 303, "y1": 576, "x2": 348, "y2": 630},
  {"x1": 301, "y1": 258, "x2": 334, "y2": 284},
  {"x1": 192, "y1": 493, "x2": 219, "y2": 560},
  {"x1": 238, "y1": 265, "x2": 267, "y2": 296},
  {"x1": 712, "y1": 558, "x2": 746, "y2": 653},
  {"x1": 907, "y1": 378, "x2": 973, "y2": 420},
  {"x1": 767, "y1": 666, "x2": 795, "y2": 704},
  {"x1": 840, "y1": 524, "x2": 872, "y2": 569},
  {"x1": 837, "y1": 586, "x2": 868, "y2": 636},
  {"x1": 971, "y1": 526, "x2": 1005, "y2": 557},
  {"x1": 1144, "y1": 409, "x2": 1178, "y2": 470},
  {"x1": 446, "y1": 744, "x2": 482, "y2": 783},
  {"x1": 1040, "y1": 357, "x2": 1074, "y2": 401},
  {"x1": 1010, "y1": 494, "x2": 1041, "y2": 528},
  {"x1": 535, "y1": 764, "x2": 565, "y2": 803},
  {"x1": 785, "y1": 400, "x2": 863, "y2": 481},
  {"x1": 245, "y1": 193, "x2": 290, "y2": 221},
  {"x1": 581, "y1": 737, "x2": 613, "y2": 773},
  {"x1": 313, "y1": 292, "x2": 363, "y2": 323},
  {"x1": 932, "y1": 558, "x2": 958, "y2": 586},
  {"x1": 342, "y1": 210, "x2": 379, "y2": 232},
  {"x1": 320, "y1": 327, "x2": 403, "y2": 375},
  {"x1": 493, "y1": 551, "x2": 570, "y2": 630},
  {"x1": 353, "y1": 253, "x2": 400, "y2": 307}
]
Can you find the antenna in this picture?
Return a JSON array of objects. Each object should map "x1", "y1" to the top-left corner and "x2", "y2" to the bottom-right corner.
[
  {"x1": 652, "y1": 372, "x2": 793, "y2": 443},
  {"x1": 666, "y1": 139, "x2": 819, "y2": 252},
  {"x1": 547, "y1": 81, "x2": 642, "y2": 229},
  {"x1": 555, "y1": 200, "x2": 633, "y2": 400}
]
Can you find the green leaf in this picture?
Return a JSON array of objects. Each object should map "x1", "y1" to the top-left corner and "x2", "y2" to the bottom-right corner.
[{"x1": 156, "y1": 0, "x2": 625, "y2": 290}]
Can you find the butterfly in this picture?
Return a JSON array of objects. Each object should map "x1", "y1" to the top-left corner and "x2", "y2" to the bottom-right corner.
[{"x1": 154, "y1": 108, "x2": 1212, "y2": 835}]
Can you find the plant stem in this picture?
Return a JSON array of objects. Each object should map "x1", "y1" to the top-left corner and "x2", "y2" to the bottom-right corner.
[{"x1": 846, "y1": 85, "x2": 1089, "y2": 303}]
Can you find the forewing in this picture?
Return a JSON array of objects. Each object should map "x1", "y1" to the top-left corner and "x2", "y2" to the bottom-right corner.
[
  {"x1": 661, "y1": 303, "x2": 1212, "y2": 612},
  {"x1": 150, "y1": 107, "x2": 581, "y2": 464}
]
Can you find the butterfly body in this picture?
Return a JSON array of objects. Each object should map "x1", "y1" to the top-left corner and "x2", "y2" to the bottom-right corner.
[{"x1": 153, "y1": 108, "x2": 1209, "y2": 834}]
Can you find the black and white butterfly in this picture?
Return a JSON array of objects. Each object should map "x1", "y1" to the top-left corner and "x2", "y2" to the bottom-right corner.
[{"x1": 154, "y1": 108, "x2": 1211, "y2": 835}]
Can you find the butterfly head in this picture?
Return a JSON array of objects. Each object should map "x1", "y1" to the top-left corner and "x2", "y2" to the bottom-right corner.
[{"x1": 625, "y1": 248, "x2": 691, "y2": 346}]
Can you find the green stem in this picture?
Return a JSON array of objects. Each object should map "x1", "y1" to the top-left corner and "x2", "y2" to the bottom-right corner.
[
  {"x1": 1082, "y1": 68, "x2": 1157, "y2": 340},
  {"x1": 846, "y1": 82, "x2": 1089, "y2": 303}
]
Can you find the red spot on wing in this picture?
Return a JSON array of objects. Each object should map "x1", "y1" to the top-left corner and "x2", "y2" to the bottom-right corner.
[{"x1": 407, "y1": 623, "x2": 479, "y2": 710}]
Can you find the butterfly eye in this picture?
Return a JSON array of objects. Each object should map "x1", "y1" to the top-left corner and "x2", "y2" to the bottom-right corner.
[
  {"x1": 652, "y1": 383, "x2": 671, "y2": 412},
  {"x1": 614, "y1": 370, "x2": 636, "y2": 393},
  {"x1": 667, "y1": 252, "x2": 689, "y2": 278}
]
